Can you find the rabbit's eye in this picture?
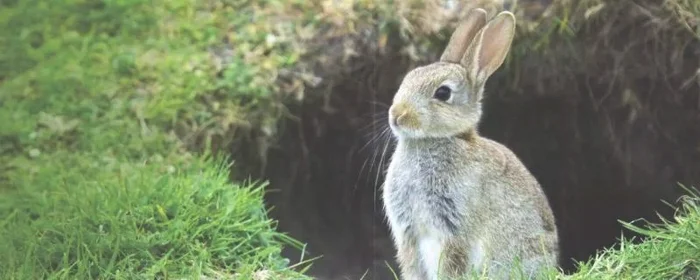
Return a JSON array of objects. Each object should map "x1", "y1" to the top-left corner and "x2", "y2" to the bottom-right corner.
[{"x1": 433, "y1": 86, "x2": 452, "y2": 102}]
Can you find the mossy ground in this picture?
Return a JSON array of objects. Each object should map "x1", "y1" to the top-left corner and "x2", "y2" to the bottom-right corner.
[
  {"x1": 1, "y1": 0, "x2": 699, "y2": 279},
  {"x1": 0, "y1": 0, "x2": 311, "y2": 278}
]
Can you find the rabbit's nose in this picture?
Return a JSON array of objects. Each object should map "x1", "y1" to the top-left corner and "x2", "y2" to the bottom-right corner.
[
  {"x1": 395, "y1": 112, "x2": 407, "y2": 126},
  {"x1": 389, "y1": 104, "x2": 409, "y2": 127}
]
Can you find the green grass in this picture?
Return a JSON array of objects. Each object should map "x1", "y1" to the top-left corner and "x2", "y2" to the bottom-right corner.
[
  {"x1": 0, "y1": 0, "x2": 307, "y2": 159},
  {"x1": 0, "y1": 0, "x2": 311, "y2": 278},
  {"x1": 565, "y1": 187, "x2": 700, "y2": 280},
  {"x1": 0, "y1": 155, "x2": 310, "y2": 279}
]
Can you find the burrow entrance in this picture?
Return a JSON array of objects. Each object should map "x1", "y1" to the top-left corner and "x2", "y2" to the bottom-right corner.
[{"x1": 248, "y1": 8, "x2": 700, "y2": 280}]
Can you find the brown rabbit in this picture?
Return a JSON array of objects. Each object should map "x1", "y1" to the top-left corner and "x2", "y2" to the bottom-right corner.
[{"x1": 382, "y1": 8, "x2": 559, "y2": 280}]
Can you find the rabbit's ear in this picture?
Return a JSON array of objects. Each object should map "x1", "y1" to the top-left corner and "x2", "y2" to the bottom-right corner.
[
  {"x1": 439, "y1": 8, "x2": 488, "y2": 64},
  {"x1": 461, "y1": 11, "x2": 516, "y2": 83}
]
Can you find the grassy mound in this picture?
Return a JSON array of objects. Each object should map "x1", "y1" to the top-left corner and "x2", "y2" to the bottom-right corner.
[
  {"x1": 0, "y1": 156, "x2": 308, "y2": 279},
  {"x1": 0, "y1": 0, "x2": 310, "y2": 278}
]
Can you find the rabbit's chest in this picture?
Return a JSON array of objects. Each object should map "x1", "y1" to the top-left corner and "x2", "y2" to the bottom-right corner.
[
  {"x1": 384, "y1": 147, "x2": 476, "y2": 236},
  {"x1": 387, "y1": 168, "x2": 464, "y2": 235}
]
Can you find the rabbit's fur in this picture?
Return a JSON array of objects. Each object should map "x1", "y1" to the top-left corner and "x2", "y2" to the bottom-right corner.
[{"x1": 382, "y1": 8, "x2": 559, "y2": 280}]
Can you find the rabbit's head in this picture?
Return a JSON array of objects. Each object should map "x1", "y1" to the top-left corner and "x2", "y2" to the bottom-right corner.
[{"x1": 388, "y1": 9, "x2": 516, "y2": 139}]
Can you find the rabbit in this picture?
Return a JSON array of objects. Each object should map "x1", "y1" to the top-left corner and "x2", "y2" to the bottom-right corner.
[{"x1": 381, "y1": 8, "x2": 560, "y2": 280}]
